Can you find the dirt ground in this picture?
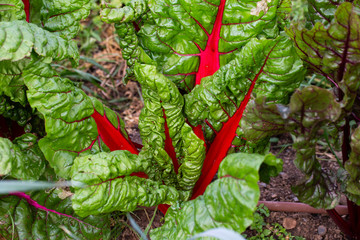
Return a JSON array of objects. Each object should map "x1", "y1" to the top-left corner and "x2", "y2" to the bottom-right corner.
[{"x1": 256, "y1": 134, "x2": 346, "y2": 240}]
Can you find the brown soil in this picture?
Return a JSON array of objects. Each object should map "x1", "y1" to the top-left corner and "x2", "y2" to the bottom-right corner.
[{"x1": 255, "y1": 133, "x2": 346, "y2": 240}]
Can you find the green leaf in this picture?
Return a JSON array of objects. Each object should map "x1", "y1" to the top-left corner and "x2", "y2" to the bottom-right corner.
[
  {"x1": 276, "y1": 0, "x2": 292, "y2": 28},
  {"x1": 345, "y1": 125, "x2": 360, "y2": 205},
  {"x1": 289, "y1": 86, "x2": 342, "y2": 127},
  {"x1": 306, "y1": 0, "x2": 341, "y2": 26},
  {"x1": 240, "y1": 97, "x2": 291, "y2": 143},
  {"x1": 0, "y1": 134, "x2": 46, "y2": 180},
  {"x1": 287, "y1": 2, "x2": 360, "y2": 84},
  {"x1": 0, "y1": 190, "x2": 111, "y2": 239},
  {"x1": 150, "y1": 152, "x2": 277, "y2": 240},
  {"x1": 102, "y1": 0, "x2": 284, "y2": 89},
  {"x1": 0, "y1": 21, "x2": 79, "y2": 64},
  {"x1": 135, "y1": 64, "x2": 206, "y2": 191},
  {"x1": 40, "y1": 0, "x2": 92, "y2": 40},
  {"x1": 24, "y1": 62, "x2": 94, "y2": 122},
  {"x1": 0, "y1": 96, "x2": 32, "y2": 126},
  {"x1": 23, "y1": 61, "x2": 135, "y2": 179},
  {"x1": 71, "y1": 151, "x2": 179, "y2": 217},
  {"x1": 242, "y1": 86, "x2": 343, "y2": 209},
  {"x1": 0, "y1": 0, "x2": 26, "y2": 22},
  {"x1": 0, "y1": 59, "x2": 30, "y2": 105},
  {"x1": 288, "y1": 1, "x2": 360, "y2": 116},
  {"x1": 185, "y1": 36, "x2": 304, "y2": 136},
  {"x1": 101, "y1": 0, "x2": 147, "y2": 23},
  {"x1": 259, "y1": 154, "x2": 283, "y2": 183}
]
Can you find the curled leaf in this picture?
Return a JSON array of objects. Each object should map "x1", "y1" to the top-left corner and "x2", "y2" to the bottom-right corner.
[{"x1": 71, "y1": 151, "x2": 179, "y2": 216}]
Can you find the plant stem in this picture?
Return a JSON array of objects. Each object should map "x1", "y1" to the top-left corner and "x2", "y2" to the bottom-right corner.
[
  {"x1": 327, "y1": 209, "x2": 353, "y2": 238},
  {"x1": 21, "y1": 0, "x2": 30, "y2": 22},
  {"x1": 333, "y1": 117, "x2": 360, "y2": 239},
  {"x1": 342, "y1": 117, "x2": 350, "y2": 164}
]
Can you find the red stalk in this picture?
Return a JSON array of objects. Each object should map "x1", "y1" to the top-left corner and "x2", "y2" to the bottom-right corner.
[
  {"x1": 163, "y1": 110, "x2": 179, "y2": 173},
  {"x1": 0, "y1": 116, "x2": 25, "y2": 141},
  {"x1": 91, "y1": 110, "x2": 147, "y2": 178},
  {"x1": 327, "y1": 209, "x2": 353, "y2": 238},
  {"x1": 9, "y1": 192, "x2": 99, "y2": 228},
  {"x1": 91, "y1": 110, "x2": 138, "y2": 154},
  {"x1": 191, "y1": 125, "x2": 206, "y2": 147},
  {"x1": 21, "y1": 0, "x2": 30, "y2": 22},
  {"x1": 195, "y1": 0, "x2": 226, "y2": 85},
  {"x1": 191, "y1": 44, "x2": 277, "y2": 199},
  {"x1": 158, "y1": 204, "x2": 170, "y2": 214}
]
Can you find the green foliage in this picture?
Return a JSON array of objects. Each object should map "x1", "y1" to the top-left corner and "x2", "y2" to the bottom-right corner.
[
  {"x1": 246, "y1": 205, "x2": 305, "y2": 240},
  {"x1": 71, "y1": 151, "x2": 179, "y2": 216},
  {"x1": 0, "y1": 191, "x2": 111, "y2": 239},
  {"x1": 0, "y1": 134, "x2": 46, "y2": 180},
  {"x1": 101, "y1": 0, "x2": 290, "y2": 89},
  {"x1": 241, "y1": 1, "x2": 360, "y2": 237},
  {"x1": 150, "y1": 153, "x2": 282, "y2": 240},
  {"x1": 0, "y1": 0, "x2": 26, "y2": 21},
  {"x1": 4, "y1": 0, "x2": 349, "y2": 238}
]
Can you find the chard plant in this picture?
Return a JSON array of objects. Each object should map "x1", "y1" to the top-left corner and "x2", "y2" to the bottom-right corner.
[
  {"x1": 0, "y1": 0, "x2": 310, "y2": 239},
  {"x1": 241, "y1": 0, "x2": 360, "y2": 239}
]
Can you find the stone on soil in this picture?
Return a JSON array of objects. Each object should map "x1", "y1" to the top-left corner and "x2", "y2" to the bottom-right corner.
[{"x1": 283, "y1": 217, "x2": 297, "y2": 229}]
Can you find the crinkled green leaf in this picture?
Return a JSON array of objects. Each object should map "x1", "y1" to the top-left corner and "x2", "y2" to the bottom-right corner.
[
  {"x1": 239, "y1": 97, "x2": 291, "y2": 143},
  {"x1": 40, "y1": 0, "x2": 91, "y2": 40},
  {"x1": 0, "y1": 134, "x2": 46, "y2": 180},
  {"x1": 101, "y1": 0, "x2": 147, "y2": 23},
  {"x1": 339, "y1": 64, "x2": 360, "y2": 111},
  {"x1": 24, "y1": 62, "x2": 94, "y2": 122},
  {"x1": 287, "y1": 2, "x2": 360, "y2": 85},
  {"x1": 102, "y1": 0, "x2": 284, "y2": 89},
  {"x1": 0, "y1": 21, "x2": 79, "y2": 63},
  {"x1": 242, "y1": 86, "x2": 342, "y2": 209},
  {"x1": 113, "y1": 22, "x2": 154, "y2": 78},
  {"x1": 345, "y1": 125, "x2": 360, "y2": 205},
  {"x1": 289, "y1": 86, "x2": 342, "y2": 127},
  {"x1": 135, "y1": 64, "x2": 206, "y2": 191},
  {"x1": 0, "y1": 60, "x2": 29, "y2": 105},
  {"x1": 183, "y1": 35, "x2": 303, "y2": 199},
  {"x1": 0, "y1": 96, "x2": 31, "y2": 126},
  {"x1": 0, "y1": 0, "x2": 26, "y2": 21},
  {"x1": 71, "y1": 151, "x2": 179, "y2": 217},
  {"x1": 185, "y1": 36, "x2": 304, "y2": 137},
  {"x1": 259, "y1": 153, "x2": 283, "y2": 183},
  {"x1": 150, "y1": 152, "x2": 279, "y2": 240},
  {"x1": 288, "y1": 1, "x2": 360, "y2": 118},
  {"x1": 0, "y1": 190, "x2": 111, "y2": 239},
  {"x1": 276, "y1": 0, "x2": 292, "y2": 28},
  {"x1": 23, "y1": 61, "x2": 136, "y2": 179},
  {"x1": 306, "y1": 0, "x2": 342, "y2": 26}
]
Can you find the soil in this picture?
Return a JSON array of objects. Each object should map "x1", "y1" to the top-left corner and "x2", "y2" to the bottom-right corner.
[
  {"x1": 80, "y1": 24, "x2": 348, "y2": 240},
  {"x1": 254, "y1": 133, "x2": 346, "y2": 240}
]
